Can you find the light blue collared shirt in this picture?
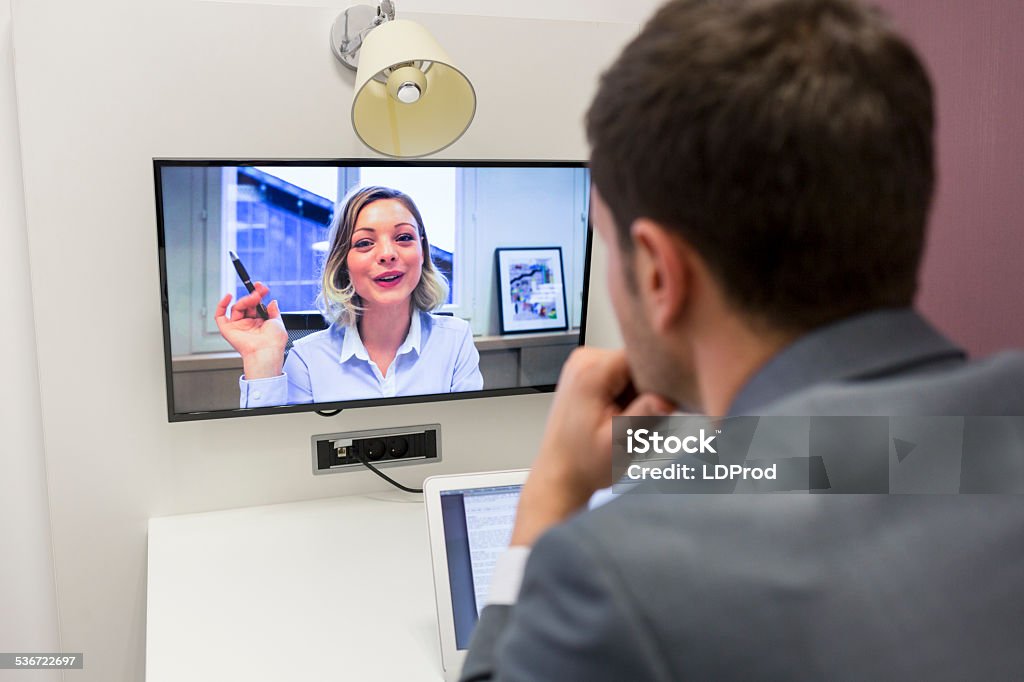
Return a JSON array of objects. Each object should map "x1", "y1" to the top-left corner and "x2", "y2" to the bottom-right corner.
[{"x1": 239, "y1": 311, "x2": 483, "y2": 408}]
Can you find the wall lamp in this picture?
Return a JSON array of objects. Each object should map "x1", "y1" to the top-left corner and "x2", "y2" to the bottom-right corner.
[{"x1": 330, "y1": 0, "x2": 477, "y2": 157}]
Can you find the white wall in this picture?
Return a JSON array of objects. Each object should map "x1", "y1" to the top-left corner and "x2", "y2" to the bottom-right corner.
[
  {"x1": 10, "y1": 0, "x2": 635, "y2": 679},
  {"x1": 0, "y1": 0, "x2": 60, "y2": 679},
  {"x1": 198, "y1": 0, "x2": 664, "y2": 24},
  {"x1": 470, "y1": 167, "x2": 588, "y2": 336}
]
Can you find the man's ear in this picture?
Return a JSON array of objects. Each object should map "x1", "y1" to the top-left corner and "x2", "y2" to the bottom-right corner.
[{"x1": 629, "y1": 219, "x2": 690, "y2": 333}]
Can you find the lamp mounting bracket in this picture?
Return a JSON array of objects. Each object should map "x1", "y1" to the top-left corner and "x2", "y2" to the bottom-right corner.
[{"x1": 330, "y1": 1, "x2": 397, "y2": 70}]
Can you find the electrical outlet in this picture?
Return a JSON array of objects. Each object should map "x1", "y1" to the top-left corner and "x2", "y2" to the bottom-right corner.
[{"x1": 311, "y1": 424, "x2": 441, "y2": 475}]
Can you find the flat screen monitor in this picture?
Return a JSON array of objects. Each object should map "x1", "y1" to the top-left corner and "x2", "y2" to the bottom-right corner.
[{"x1": 155, "y1": 159, "x2": 591, "y2": 422}]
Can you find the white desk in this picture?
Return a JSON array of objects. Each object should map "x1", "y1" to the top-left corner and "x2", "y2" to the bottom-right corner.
[{"x1": 146, "y1": 492, "x2": 444, "y2": 681}]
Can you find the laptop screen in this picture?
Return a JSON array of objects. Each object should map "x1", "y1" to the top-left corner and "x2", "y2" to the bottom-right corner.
[{"x1": 439, "y1": 484, "x2": 523, "y2": 649}]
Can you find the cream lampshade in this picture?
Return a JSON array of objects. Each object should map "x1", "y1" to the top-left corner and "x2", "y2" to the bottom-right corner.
[{"x1": 335, "y1": 10, "x2": 477, "y2": 158}]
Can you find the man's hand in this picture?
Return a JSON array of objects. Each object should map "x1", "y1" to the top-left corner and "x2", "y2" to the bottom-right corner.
[{"x1": 510, "y1": 347, "x2": 675, "y2": 547}]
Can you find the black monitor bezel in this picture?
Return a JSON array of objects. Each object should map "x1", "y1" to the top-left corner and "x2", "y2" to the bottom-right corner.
[{"x1": 154, "y1": 158, "x2": 592, "y2": 423}]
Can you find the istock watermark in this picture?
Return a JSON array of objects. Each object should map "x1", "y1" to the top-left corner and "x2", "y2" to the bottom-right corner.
[
  {"x1": 626, "y1": 427, "x2": 718, "y2": 455},
  {"x1": 612, "y1": 416, "x2": 1024, "y2": 494}
]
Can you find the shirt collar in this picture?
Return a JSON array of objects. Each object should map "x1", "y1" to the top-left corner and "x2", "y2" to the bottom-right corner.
[
  {"x1": 728, "y1": 308, "x2": 966, "y2": 415},
  {"x1": 337, "y1": 310, "x2": 423, "y2": 364},
  {"x1": 397, "y1": 310, "x2": 423, "y2": 357}
]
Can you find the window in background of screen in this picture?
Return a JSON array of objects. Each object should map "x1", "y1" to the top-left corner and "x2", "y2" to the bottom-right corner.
[{"x1": 231, "y1": 167, "x2": 337, "y2": 314}]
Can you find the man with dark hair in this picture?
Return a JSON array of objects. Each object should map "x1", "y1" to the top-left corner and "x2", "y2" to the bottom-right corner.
[
  {"x1": 588, "y1": 0, "x2": 934, "y2": 334},
  {"x1": 461, "y1": 0, "x2": 1024, "y2": 679}
]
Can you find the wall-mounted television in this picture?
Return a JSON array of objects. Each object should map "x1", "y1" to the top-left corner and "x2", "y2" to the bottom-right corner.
[{"x1": 154, "y1": 159, "x2": 591, "y2": 422}]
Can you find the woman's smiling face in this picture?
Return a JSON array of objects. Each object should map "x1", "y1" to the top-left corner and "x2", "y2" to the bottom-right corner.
[{"x1": 346, "y1": 198, "x2": 424, "y2": 310}]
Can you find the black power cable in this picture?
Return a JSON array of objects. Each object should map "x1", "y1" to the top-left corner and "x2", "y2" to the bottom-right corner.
[{"x1": 353, "y1": 449, "x2": 423, "y2": 494}]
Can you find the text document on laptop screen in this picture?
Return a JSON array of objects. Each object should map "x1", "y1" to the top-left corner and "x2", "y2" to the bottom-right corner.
[{"x1": 439, "y1": 484, "x2": 522, "y2": 649}]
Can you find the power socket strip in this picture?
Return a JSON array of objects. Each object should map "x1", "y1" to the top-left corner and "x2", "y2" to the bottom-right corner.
[{"x1": 311, "y1": 424, "x2": 441, "y2": 475}]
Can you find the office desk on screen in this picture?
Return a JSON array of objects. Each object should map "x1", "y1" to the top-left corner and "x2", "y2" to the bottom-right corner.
[{"x1": 146, "y1": 492, "x2": 443, "y2": 682}]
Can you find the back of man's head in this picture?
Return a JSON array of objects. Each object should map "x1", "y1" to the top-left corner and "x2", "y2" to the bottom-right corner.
[{"x1": 587, "y1": 0, "x2": 935, "y2": 332}]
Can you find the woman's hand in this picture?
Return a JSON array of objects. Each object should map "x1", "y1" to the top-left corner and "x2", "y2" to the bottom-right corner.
[{"x1": 214, "y1": 282, "x2": 289, "y2": 379}]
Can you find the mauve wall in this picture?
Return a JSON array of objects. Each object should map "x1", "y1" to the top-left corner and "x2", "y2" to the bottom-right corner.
[{"x1": 877, "y1": 0, "x2": 1024, "y2": 357}]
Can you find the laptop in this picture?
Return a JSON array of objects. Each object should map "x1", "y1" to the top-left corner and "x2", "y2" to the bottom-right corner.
[{"x1": 423, "y1": 469, "x2": 529, "y2": 681}]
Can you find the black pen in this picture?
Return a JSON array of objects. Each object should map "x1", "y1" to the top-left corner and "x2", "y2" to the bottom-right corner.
[{"x1": 229, "y1": 251, "x2": 269, "y2": 320}]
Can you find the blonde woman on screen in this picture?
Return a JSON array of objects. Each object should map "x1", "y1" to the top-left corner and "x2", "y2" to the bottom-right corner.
[{"x1": 215, "y1": 186, "x2": 483, "y2": 407}]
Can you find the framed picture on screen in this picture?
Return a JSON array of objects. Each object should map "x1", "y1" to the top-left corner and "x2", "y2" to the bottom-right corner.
[{"x1": 495, "y1": 247, "x2": 569, "y2": 334}]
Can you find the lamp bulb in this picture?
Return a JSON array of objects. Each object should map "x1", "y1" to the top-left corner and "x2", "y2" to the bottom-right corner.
[
  {"x1": 396, "y1": 82, "x2": 421, "y2": 104},
  {"x1": 386, "y1": 65, "x2": 428, "y2": 105}
]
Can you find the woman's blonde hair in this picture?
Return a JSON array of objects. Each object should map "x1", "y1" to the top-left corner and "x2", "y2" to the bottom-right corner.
[{"x1": 317, "y1": 186, "x2": 449, "y2": 327}]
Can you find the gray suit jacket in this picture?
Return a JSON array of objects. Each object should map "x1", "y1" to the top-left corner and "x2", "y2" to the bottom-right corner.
[{"x1": 461, "y1": 309, "x2": 1024, "y2": 681}]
